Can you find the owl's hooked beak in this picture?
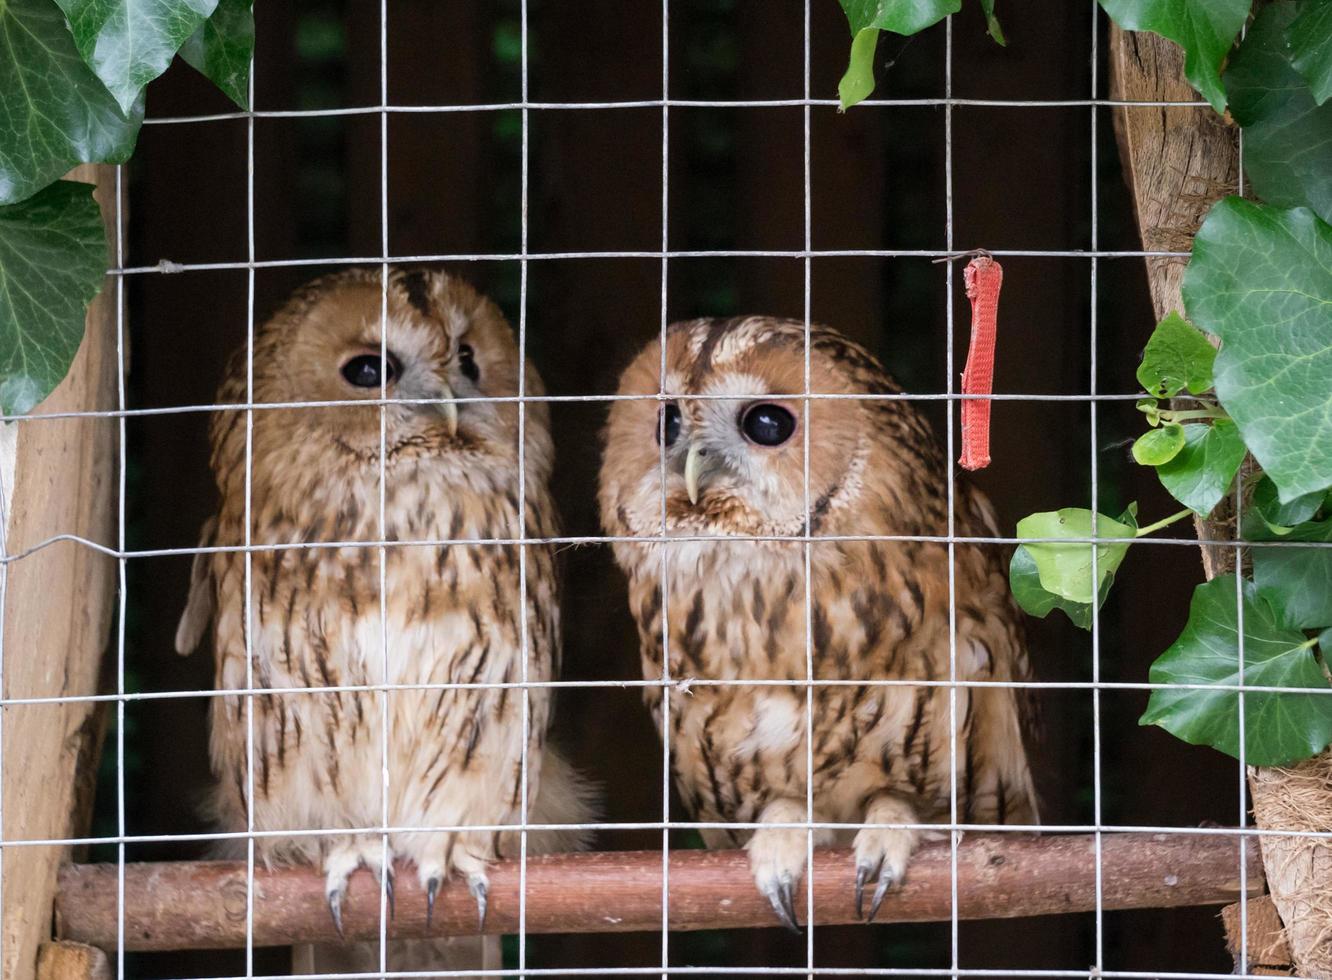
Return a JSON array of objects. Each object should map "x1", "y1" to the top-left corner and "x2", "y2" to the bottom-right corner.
[{"x1": 684, "y1": 443, "x2": 708, "y2": 505}]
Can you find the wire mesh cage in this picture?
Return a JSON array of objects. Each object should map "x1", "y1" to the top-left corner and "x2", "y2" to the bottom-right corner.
[{"x1": 4, "y1": 2, "x2": 1324, "y2": 979}]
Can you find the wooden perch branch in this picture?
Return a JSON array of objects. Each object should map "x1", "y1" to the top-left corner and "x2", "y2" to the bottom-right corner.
[{"x1": 55, "y1": 833, "x2": 1261, "y2": 951}]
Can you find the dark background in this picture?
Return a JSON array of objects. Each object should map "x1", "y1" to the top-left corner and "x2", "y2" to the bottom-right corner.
[{"x1": 105, "y1": 1, "x2": 1240, "y2": 975}]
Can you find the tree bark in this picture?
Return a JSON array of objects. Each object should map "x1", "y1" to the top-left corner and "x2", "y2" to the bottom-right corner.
[
  {"x1": 1108, "y1": 24, "x2": 1332, "y2": 978},
  {"x1": 1, "y1": 166, "x2": 121, "y2": 980}
]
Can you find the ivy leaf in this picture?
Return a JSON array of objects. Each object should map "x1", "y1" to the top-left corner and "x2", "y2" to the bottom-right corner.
[
  {"x1": 1250, "y1": 475, "x2": 1324, "y2": 533},
  {"x1": 1009, "y1": 545, "x2": 1113, "y2": 630},
  {"x1": 1136, "y1": 311, "x2": 1217, "y2": 398},
  {"x1": 0, "y1": 0, "x2": 144, "y2": 205},
  {"x1": 1016, "y1": 506, "x2": 1137, "y2": 605},
  {"x1": 1132, "y1": 423, "x2": 1186, "y2": 465},
  {"x1": 837, "y1": 0, "x2": 960, "y2": 109},
  {"x1": 1252, "y1": 516, "x2": 1332, "y2": 630},
  {"x1": 1288, "y1": 0, "x2": 1332, "y2": 106},
  {"x1": 1225, "y1": 2, "x2": 1332, "y2": 224},
  {"x1": 0, "y1": 181, "x2": 106, "y2": 416},
  {"x1": 1140, "y1": 575, "x2": 1332, "y2": 766},
  {"x1": 52, "y1": 0, "x2": 218, "y2": 115},
  {"x1": 979, "y1": 0, "x2": 1006, "y2": 45},
  {"x1": 1155, "y1": 420, "x2": 1246, "y2": 517},
  {"x1": 1181, "y1": 199, "x2": 1332, "y2": 503},
  {"x1": 1097, "y1": 0, "x2": 1249, "y2": 113},
  {"x1": 179, "y1": 0, "x2": 253, "y2": 109}
]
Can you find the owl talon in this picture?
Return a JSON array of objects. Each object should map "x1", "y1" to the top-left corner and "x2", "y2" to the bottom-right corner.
[
  {"x1": 866, "y1": 870, "x2": 895, "y2": 923},
  {"x1": 854, "y1": 857, "x2": 883, "y2": 921},
  {"x1": 760, "y1": 874, "x2": 801, "y2": 935},
  {"x1": 425, "y1": 876, "x2": 440, "y2": 931},
  {"x1": 327, "y1": 887, "x2": 346, "y2": 942},
  {"x1": 468, "y1": 873, "x2": 489, "y2": 933},
  {"x1": 378, "y1": 866, "x2": 395, "y2": 921}
]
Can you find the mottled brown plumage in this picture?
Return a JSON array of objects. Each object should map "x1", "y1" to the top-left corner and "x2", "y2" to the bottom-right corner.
[
  {"x1": 598, "y1": 316, "x2": 1038, "y2": 928},
  {"x1": 177, "y1": 268, "x2": 591, "y2": 969}
]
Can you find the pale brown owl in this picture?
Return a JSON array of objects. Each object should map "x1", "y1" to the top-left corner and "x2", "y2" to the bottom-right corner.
[
  {"x1": 598, "y1": 316, "x2": 1038, "y2": 930},
  {"x1": 176, "y1": 267, "x2": 593, "y2": 970}
]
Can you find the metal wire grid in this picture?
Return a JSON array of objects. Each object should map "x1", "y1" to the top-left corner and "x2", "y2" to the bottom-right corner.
[{"x1": 0, "y1": 4, "x2": 1324, "y2": 980}]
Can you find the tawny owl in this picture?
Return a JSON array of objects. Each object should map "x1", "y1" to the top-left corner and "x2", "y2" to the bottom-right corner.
[
  {"x1": 599, "y1": 316, "x2": 1038, "y2": 930},
  {"x1": 176, "y1": 268, "x2": 593, "y2": 969}
]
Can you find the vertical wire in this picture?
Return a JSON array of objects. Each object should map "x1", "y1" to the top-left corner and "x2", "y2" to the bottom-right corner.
[
  {"x1": 518, "y1": 0, "x2": 533, "y2": 969},
  {"x1": 1088, "y1": 2, "x2": 1105, "y2": 971},
  {"x1": 243, "y1": 51, "x2": 258, "y2": 980},
  {"x1": 1234, "y1": 30, "x2": 1249, "y2": 977},
  {"x1": 943, "y1": 14, "x2": 960, "y2": 978},
  {"x1": 800, "y1": 0, "x2": 815, "y2": 969},
  {"x1": 658, "y1": 1, "x2": 672, "y2": 975},
  {"x1": 114, "y1": 163, "x2": 129, "y2": 980},
  {"x1": 377, "y1": 0, "x2": 392, "y2": 970}
]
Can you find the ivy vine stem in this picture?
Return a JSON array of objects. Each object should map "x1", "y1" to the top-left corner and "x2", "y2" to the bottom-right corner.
[
  {"x1": 1157, "y1": 406, "x2": 1229, "y2": 423},
  {"x1": 1134, "y1": 508, "x2": 1195, "y2": 538}
]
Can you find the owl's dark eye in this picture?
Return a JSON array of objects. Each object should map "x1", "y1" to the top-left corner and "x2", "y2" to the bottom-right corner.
[
  {"x1": 458, "y1": 343, "x2": 480, "y2": 383},
  {"x1": 657, "y1": 403, "x2": 682, "y2": 447},
  {"x1": 341, "y1": 353, "x2": 397, "y2": 388},
  {"x1": 740, "y1": 403, "x2": 796, "y2": 447}
]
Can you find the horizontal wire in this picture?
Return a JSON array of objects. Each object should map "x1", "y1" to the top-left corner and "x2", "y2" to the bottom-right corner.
[
  {"x1": 7, "y1": 674, "x2": 1332, "y2": 708},
  {"x1": 16, "y1": 819, "x2": 1330, "y2": 850},
  {"x1": 140, "y1": 95, "x2": 1211, "y2": 126},
  {"x1": 135, "y1": 970, "x2": 1314, "y2": 980},
  {"x1": 115, "y1": 247, "x2": 1187, "y2": 277}
]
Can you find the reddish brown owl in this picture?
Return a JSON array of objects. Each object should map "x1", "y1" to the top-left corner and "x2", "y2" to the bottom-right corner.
[
  {"x1": 598, "y1": 316, "x2": 1038, "y2": 929},
  {"x1": 177, "y1": 268, "x2": 592, "y2": 971}
]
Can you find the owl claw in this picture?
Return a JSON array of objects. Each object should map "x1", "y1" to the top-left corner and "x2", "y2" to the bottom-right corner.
[
  {"x1": 867, "y1": 870, "x2": 895, "y2": 923},
  {"x1": 327, "y1": 887, "x2": 346, "y2": 942},
  {"x1": 760, "y1": 874, "x2": 801, "y2": 935},
  {"x1": 468, "y1": 873, "x2": 489, "y2": 933},
  {"x1": 425, "y1": 877, "x2": 440, "y2": 931},
  {"x1": 854, "y1": 857, "x2": 883, "y2": 921},
  {"x1": 378, "y1": 866, "x2": 395, "y2": 921}
]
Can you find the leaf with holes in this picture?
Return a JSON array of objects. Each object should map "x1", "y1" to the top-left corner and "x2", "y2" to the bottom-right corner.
[
  {"x1": 1252, "y1": 516, "x2": 1332, "y2": 630},
  {"x1": 1154, "y1": 421, "x2": 1246, "y2": 517},
  {"x1": 1016, "y1": 506, "x2": 1137, "y2": 605},
  {"x1": 1288, "y1": 0, "x2": 1332, "y2": 105},
  {"x1": 0, "y1": 181, "x2": 106, "y2": 416},
  {"x1": 0, "y1": 0, "x2": 144, "y2": 205},
  {"x1": 53, "y1": 0, "x2": 218, "y2": 115},
  {"x1": 1140, "y1": 575, "x2": 1332, "y2": 766},
  {"x1": 1097, "y1": 0, "x2": 1249, "y2": 112},
  {"x1": 1136, "y1": 311, "x2": 1216, "y2": 398},
  {"x1": 1225, "y1": 2, "x2": 1332, "y2": 223},
  {"x1": 1182, "y1": 199, "x2": 1332, "y2": 503},
  {"x1": 837, "y1": 0, "x2": 960, "y2": 108},
  {"x1": 1009, "y1": 545, "x2": 1113, "y2": 630},
  {"x1": 1133, "y1": 423, "x2": 1186, "y2": 466},
  {"x1": 179, "y1": 0, "x2": 253, "y2": 109}
]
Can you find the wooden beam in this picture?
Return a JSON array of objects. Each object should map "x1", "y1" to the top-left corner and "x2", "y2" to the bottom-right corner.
[
  {"x1": 55, "y1": 833, "x2": 1262, "y2": 951},
  {"x1": 2, "y1": 166, "x2": 121, "y2": 980}
]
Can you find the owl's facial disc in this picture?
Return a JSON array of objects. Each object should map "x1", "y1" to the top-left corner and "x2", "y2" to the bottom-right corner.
[
  {"x1": 337, "y1": 340, "x2": 459, "y2": 437},
  {"x1": 672, "y1": 396, "x2": 801, "y2": 508}
]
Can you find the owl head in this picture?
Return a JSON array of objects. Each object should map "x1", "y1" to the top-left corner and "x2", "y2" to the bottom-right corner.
[
  {"x1": 216, "y1": 267, "x2": 550, "y2": 488},
  {"x1": 599, "y1": 317, "x2": 903, "y2": 540}
]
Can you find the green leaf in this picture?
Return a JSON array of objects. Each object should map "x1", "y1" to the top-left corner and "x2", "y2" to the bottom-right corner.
[
  {"x1": 836, "y1": 0, "x2": 960, "y2": 109},
  {"x1": 1097, "y1": 0, "x2": 1249, "y2": 113},
  {"x1": 1181, "y1": 199, "x2": 1332, "y2": 503},
  {"x1": 979, "y1": 0, "x2": 1006, "y2": 45},
  {"x1": 838, "y1": 28, "x2": 880, "y2": 110},
  {"x1": 1252, "y1": 515, "x2": 1332, "y2": 630},
  {"x1": 1155, "y1": 420, "x2": 1246, "y2": 517},
  {"x1": 52, "y1": 0, "x2": 218, "y2": 115},
  {"x1": 179, "y1": 0, "x2": 253, "y2": 109},
  {"x1": 1225, "y1": 3, "x2": 1332, "y2": 223},
  {"x1": 1141, "y1": 575, "x2": 1332, "y2": 766},
  {"x1": 1251, "y1": 475, "x2": 1324, "y2": 533},
  {"x1": 1132, "y1": 423, "x2": 1187, "y2": 465},
  {"x1": 1010, "y1": 544, "x2": 1121, "y2": 630},
  {"x1": 1016, "y1": 507, "x2": 1137, "y2": 605},
  {"x1": 0, "y1": 181, "x2": 106, "y2": 416},
  {"x1": 1136, "y1": 397, "x2": 1163, "y2": 427},
  {"x1": 1288, "y1": 0, "x2": 1332, "y2": 106},
  {"x1": 1136, "y1": 311, "x2": 1217, "y2": 398},
  {"x1": 0, "y1": 0, "x2": 144, "y2": 205},
  {"x1": 839, "y1": 0, "x2": 961, "y2": 36}
]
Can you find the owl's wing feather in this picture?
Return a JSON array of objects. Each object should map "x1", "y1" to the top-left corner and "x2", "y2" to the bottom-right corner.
[{"x1": 174, "y1": 516, "x2": 217, "y2": 656}]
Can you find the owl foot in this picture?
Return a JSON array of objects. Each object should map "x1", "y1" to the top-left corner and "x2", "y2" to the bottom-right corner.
[
  {"x1": 453, "y1": 844, "x2": 492, "y2": 933},
  {"x1": 745, "y1": 815, "x2": 811, "y2": 934},
  {"x1": 322, "y1": 836, "x2": 396, "y2": 941},
  {"x1": 852, "y1": 795, "x2": 920, "y2": 923}
]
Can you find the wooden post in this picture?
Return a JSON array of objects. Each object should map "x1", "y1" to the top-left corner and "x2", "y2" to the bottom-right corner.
[
  {"x1": 35, "y1": 942, "x2": 110, "y2": 980},
  {"x1": 53, "y1": 834, "x2": 1262, "y2": 951},
  {"x1": 1108, "y1": 25, "x2": 1332, "y2": 978},
  {"x1": 1, "y1": 165, "x2": 120, "y2": 980}
]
